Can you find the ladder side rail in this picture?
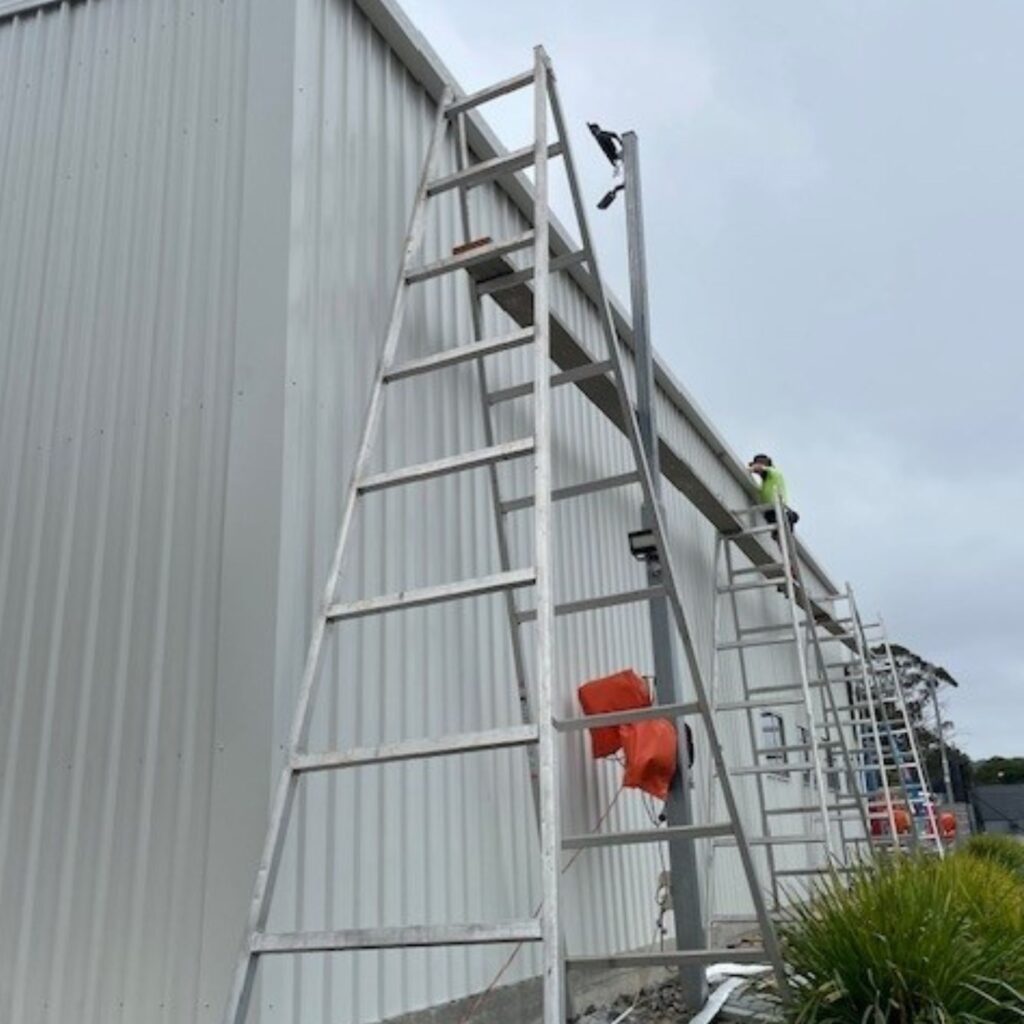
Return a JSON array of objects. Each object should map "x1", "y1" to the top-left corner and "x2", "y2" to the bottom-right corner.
[
  {"x1": 854, "y1": 616, "x2": 921, "y2": 851},
  {"x1": 791, "y1": 571, "x2": 871, "y2": 854},
  {"x1": 221, "y1": 89, "x2": 454, "y2": 1024},
  {"x1": 544, "y1": 58, "x2": 789, "y2": 996},
  {"x1": 846, "y1": 585, "x2": 902, "y2": 852},
  {"x1": 774, "y1": 495, "x2": 835, "y2": 860},
  {"x1": 722, "y1": 540, "x2": 780, "y2": 909},
  {"x1": 530, "y1": 49, "x2": 564, "y2": 1024},
  {"x1": 876, "y1": 619, "x2": 944, "y2": 856},
  {"x1": 700, "y1": 537, "x2": 724, "y2": 929},
  {"x1": 454, "y1": 114, "x2": 540, "y2": 816}
]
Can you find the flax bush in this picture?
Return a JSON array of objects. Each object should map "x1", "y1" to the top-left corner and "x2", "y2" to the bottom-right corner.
[
  {"x1": 780, "y1": 853, "x2": 1024, "y2": 1022},
  {"x1": 962, "y1": 833, "x2": 1024, "y2": 883}
]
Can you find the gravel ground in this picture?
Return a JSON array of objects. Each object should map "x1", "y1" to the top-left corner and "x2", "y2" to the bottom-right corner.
[{"x1": 571, "y1": 973, "x2": 783, "y2": 1024}]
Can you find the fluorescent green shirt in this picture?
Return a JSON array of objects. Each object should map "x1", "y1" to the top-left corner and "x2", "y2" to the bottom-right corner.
[{"x1": 757, "y1": 466, "x2": 787, "y2": 506}]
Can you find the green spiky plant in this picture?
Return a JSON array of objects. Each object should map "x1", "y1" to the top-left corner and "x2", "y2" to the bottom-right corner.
[
  {"x1": 962, "y1": 834, "x2": 1024, "y2": 883},
  {"x1": 780, "y1": 854, "x2": 1024, "y2": 1022}
]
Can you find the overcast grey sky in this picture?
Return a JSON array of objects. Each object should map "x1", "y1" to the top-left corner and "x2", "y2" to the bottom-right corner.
[{"x1": 400, "y1": 0, "x2": 1023, "y2": 759}]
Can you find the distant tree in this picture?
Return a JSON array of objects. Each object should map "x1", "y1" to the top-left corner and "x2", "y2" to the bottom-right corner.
[
  {"x1": 973, "y1": 757, "x2": 1024, "y2": 785},
  {"x1": 872, "y1": 644, "x2": 969, "y2": 802}
]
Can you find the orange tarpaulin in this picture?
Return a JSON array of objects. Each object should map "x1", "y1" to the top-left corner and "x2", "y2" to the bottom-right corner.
[{"x1": 577, "y1": 669, "x2": 678, "y2": 801}]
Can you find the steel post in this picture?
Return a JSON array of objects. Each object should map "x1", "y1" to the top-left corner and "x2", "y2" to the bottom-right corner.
[{"x1": 622, "y1": 131, "x2": 707, "y2": 1007}]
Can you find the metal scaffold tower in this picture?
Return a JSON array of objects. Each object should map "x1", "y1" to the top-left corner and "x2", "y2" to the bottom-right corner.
[{"x1": 221, "y1": 48, "x2": 789, "y2": 1024}]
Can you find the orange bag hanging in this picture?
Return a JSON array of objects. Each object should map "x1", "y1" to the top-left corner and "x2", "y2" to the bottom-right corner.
[
  {"x1": 577, "y1": 669, "x2": 651, "y2": 759},
  {"x1": 620, "y1": 719, "x2": 678, "y2": 801}
]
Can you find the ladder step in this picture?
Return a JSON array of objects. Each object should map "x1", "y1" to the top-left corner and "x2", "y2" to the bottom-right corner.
[
  {"x1": 747, "y1": 679, "x2": 828, "y2": 696},
  {"x1": 406, "y1": 231, "x2": 534, "y2": 284},
  {"x1": 487, "y1": 359, "x2": 614, "y2": 405},
  {"x1": 516, "y1": 585, "x2": 665, "y2": 623},
  {"x1": 476, "y1": 249, "x2": 587, "y2": 296},
  {"x1": 716, "y1": 834, "x2": 829, "y2": 847},
  {"x1": 252, "y1": 921, "x2": 542, "y2": 954},
  {"x1": 563, "y1": 822, "x2": 732, "y2": 851},
  {"x1": 567, "y1": 948, "x2": 769, "y2": 970},
  {"x1": 766, "y1": 802, "x2": 861, "y2": 816},
  {"x1": 717, "y1": 578, "x2": 787, "y2": 595},
  {"x1": 358, "y1": 438, "x2": 534, "y2": 494},
  {"x1": 501, "y1": 471, "x2": 639, "y2": 513},
  {"x1": 730, "y1": 562, "x2": 786, "y2": 577},
  {"x1": 556, "y1": 700, "x2": 699, "y2": 733},
  {"x1": 715, "y1": 696, "x2": 806, "y2": 713},
  {"x1": 427, "y1": 142, "x2": 563, "y2": 196},
  {"x1": 292, "y1": 724, "x2": 539, "y2": 773},
  {"x1": 327, "y1": 568, "x2": 535, "y2": 622},
  {"x1": 775, "y1": 866, "x2": 856, "y2": 878},
  {"x1": 724, "y1": 524, "x2": 777, "y2": 540},
  {"x1": 384, "y1": 327, "x2": 534, "y2": 382},
  {"x1": 717, "y1": 634, "x2": 796, "y2": 651},
  {"x1": 445, "y1": 69, "x2": 535, "y2": 117}
]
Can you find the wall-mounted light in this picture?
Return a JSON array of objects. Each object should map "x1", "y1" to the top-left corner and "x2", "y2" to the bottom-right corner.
[{"x1": 628, "y1": 528, "x2": 658, "y2": 561}]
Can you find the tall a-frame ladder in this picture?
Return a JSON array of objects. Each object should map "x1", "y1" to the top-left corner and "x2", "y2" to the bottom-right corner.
[{"x1": 221, "y1": 48, "x2": 787, "y2": 1024}]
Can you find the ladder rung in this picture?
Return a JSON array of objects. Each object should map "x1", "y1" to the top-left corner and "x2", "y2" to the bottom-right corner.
[
  {"x1": 516, "y1": 585, "x2": 665, "y2": 623},
  {"x1": 358, "y1": 438, "x2": 534, "y2": 494},
  {"x1": 291, "y1": 724, "x2": 539, "y2": 773},
  {"x1": 476, "y1": 249, "x2": 587, "y2": 296},
  {"x1": 728, "y1": 764, "x2": 795, "y2": 777},
  {"x1": 327, "y1": 568, "x2": 535, "y2": 621},
  {"x1": 717, "y1": 578, "x2": 786, "y2": 595},
  {"x1": 445, "y1": 69, "x2": 535, "y2": 117},
  {"x1": 766, "y1": 802, "x2": 860, "y2": 816},
  {"x1": 384, "y1": 327, "x2": 534, "y2": 382},
  {"x1": 427, "y1": 142, "x2": 563, "y2": 196},
  {"x1": 747, "y1": 679, "x2": 827, "y2": 695},
  {"x1": 775, "y1": 866, "x2": 856, "y2": 878},
  {"x1": 567, "y1": 948, "x2": 769, "y2": 970},
  {"x1": 252, "y1": 921, "x2": 541, "y2": 954},
  {"x1": 487, "y1": 359, "x2": 614, "y2": 405},
  {"x1": 715, "y1": 696, "x2": 806, "y2": 712},
  {"x1": 717, "y1": 634, "x2": 796, "y2": 651},
  {"x1": 730, "y1": 562, "x2": 786, "y2": 577},
  {"x1": 501, "y1": 471, "x2": 639, "y2": 513},
  {"x1": 406, "y1": 231, "x2": 534, "y2": 284},
  {"x1": 754, "y1": 743, "x2": 826, "y2": 757},
  {"x1": 562, "y1": 822, "x2": 732, "y2": 851},
  {"x1": 716, "y1": 834, "x2": 829, "y2": 847},
  {"x1": 555, "y1": 700, "x2": 699, "y2": 733},
  {"x1": 724, "y1": 524, "x2": 777, "y2": 539}
]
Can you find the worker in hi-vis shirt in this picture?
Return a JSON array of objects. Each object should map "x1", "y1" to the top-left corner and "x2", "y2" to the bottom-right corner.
[{"x1": 748, "y1": 453, "x2": 800, "y2": 544}]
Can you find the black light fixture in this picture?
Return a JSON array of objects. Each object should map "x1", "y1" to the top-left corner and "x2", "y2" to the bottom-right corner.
[
  {"x1": 628, "y1": 527, "x2": 658, "y2": 561},
  {"x1": 588, "y1": 121, "x2": 624, "y2": 210}
]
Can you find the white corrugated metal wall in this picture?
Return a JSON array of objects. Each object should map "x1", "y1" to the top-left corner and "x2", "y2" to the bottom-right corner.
[{"x1": 0, "y1": 1, "x2": 850, "y2": 1022}]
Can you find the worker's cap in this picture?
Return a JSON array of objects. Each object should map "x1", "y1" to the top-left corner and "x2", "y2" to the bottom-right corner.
[{"x1": 751, "y1": 453, "x2": 773, "y2": 466}]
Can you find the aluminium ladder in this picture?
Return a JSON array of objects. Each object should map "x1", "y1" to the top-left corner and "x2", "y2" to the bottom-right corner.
[
  {"x1": 856, "y1": 608, "x2": 944, "y2": 855},
  {"x1": 703, "y1": 494, "x2": 870, "y2": 923},
  {"x1": 811, "y1": 587, "x2": 944, "y2": 856},
  {"x1": 222, "y1": 48, "x2": 787, "y2": 1024}
]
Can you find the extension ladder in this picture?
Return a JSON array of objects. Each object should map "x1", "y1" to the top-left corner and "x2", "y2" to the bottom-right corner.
[
  {"x1": 221, "y1": 48, "x2": 787, "y2": 1024},
  {"x1": 703, "y1": 494, "x2": 871, "y2": 922},
  {"x1": 809, "y1": 587, "x2": 944, "y2": 856}
]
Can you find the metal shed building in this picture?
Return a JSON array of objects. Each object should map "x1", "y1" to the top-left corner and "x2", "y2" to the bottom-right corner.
[{"x1": 0, "y1": 1, "x2": 847, "y2": 1022}]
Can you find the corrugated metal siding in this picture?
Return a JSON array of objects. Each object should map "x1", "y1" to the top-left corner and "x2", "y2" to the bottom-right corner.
[
  {"x1": 266, "y1": 3, "x2": 832, "y2": 1021},
  {"x1": 0, "y1": 1, "x2": 848, "y2": 1022},
  {"x1": 0, "y1": 1, "x2": 254, "y2": 1022}
]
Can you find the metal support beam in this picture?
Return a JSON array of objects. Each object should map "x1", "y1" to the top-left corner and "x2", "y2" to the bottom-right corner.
[{"x1": 621, "y1": 129, "x2": 707, "y2": 1007}]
